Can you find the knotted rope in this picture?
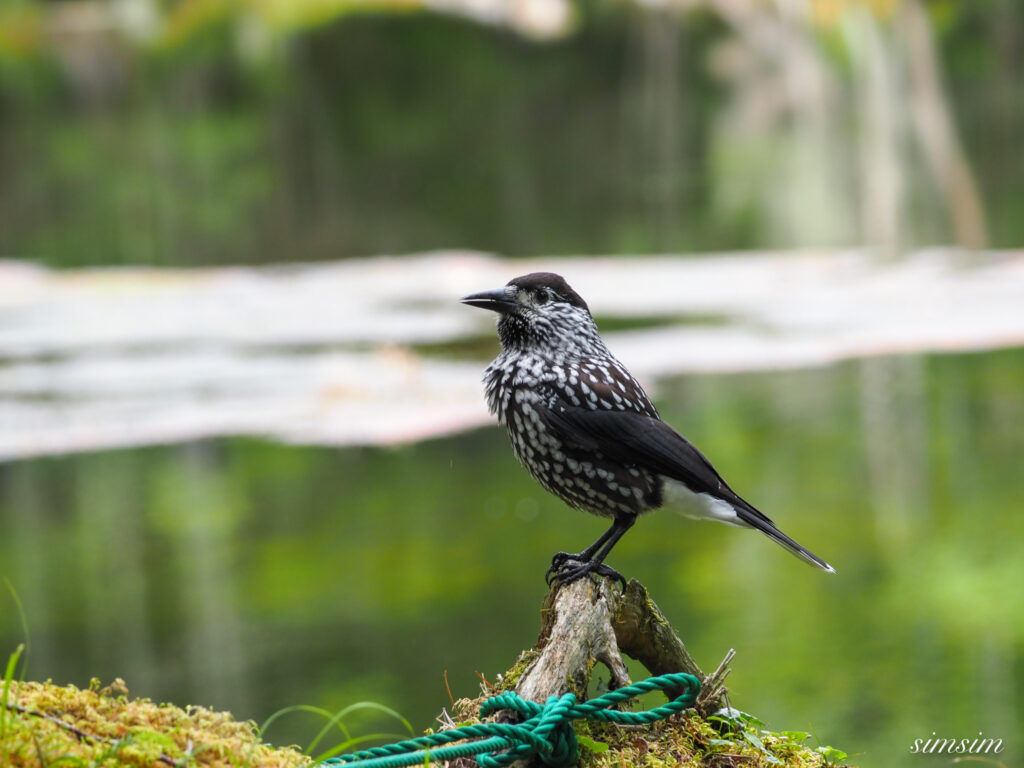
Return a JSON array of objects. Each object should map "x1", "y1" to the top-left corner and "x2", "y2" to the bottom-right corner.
[{"x1": 321, "y1": 672, "x2": 699, "y2": 768}]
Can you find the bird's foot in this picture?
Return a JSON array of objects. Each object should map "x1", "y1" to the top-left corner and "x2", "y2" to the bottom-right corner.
[
  {"x1": 545, "y1": 554, "x2": 626, "y2": 590},
  {"x1": 545, "y1": 551, "x2": 577, "y2": 582}
]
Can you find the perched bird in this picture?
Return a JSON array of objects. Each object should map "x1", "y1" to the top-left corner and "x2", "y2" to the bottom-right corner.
[{"x1": 462, "y1": 272, "x2": 834, "y2": 586}]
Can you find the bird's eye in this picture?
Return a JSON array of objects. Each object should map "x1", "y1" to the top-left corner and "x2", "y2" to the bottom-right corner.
[{"x1": 535, "y1": 289, "x2": 550, "y2": 305}]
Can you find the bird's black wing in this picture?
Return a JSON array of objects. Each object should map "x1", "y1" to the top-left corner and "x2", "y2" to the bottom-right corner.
[
  {"x1": 538, "y1": 391, "x2": 777, "y2": 526},
  {"x1": 537, "y1": 386, "x2": 835, "y2": 572}
]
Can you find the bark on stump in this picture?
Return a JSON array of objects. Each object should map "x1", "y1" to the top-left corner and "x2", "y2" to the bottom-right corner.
[{"x1": 515, "y1": 577, "x2": 732, "y2": 717}]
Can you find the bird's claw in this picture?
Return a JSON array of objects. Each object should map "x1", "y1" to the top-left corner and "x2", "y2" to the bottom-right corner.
[
  {"x1": 545, "y1": 555, "x2": 626, "y2": 590},
  {"x1": 545, "y1": 551, "x2": 576, "y2": 582}
]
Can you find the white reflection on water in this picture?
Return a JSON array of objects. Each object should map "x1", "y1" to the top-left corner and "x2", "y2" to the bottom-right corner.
[{"x1": 1, "y1": 248, "x2": 1022, "y2": 460}]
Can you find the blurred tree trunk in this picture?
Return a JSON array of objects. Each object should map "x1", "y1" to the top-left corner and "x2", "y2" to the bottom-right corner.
[{"x1": 901, "y1": 0, "x2": 988, "y2": 251}]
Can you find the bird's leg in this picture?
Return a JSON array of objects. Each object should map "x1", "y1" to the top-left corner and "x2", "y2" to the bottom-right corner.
[
  {"x1": 547, "y1": 522, "x2": 619, "y2": 573},
  {"x1": 546, "y1": 515, "x2": 636, "y2": 588}
]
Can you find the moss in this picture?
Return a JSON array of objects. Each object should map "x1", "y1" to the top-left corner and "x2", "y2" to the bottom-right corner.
[
  {"x1": 1, "y1": 678, "x2": 312, "y2": 768},
  {"x1": 577, "y1": 715, "x2": 835, "y2": 768},
  {"x1": 446, "y1": 659, "x2": 851, "y2": 768},
  {"x1": 1, "y1": 670, "x2": 850, "y2": 768},
  {"x1": 494, "y1": 649, "x2": 539, "y2": 690},
  {"x1": 450, "y1": 702, "x2": 839, "y2": 768},
  {"x1": 643, "y1": 595, "x2": 670, "y2": 628}
]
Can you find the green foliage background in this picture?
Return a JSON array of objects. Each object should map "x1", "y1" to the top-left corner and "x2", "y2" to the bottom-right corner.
[
  {"x1": 0, "y1": 3, "x2": 1022, "y2": 766},
  {"x1": 1, "y1": 2, "x2": 1022, "y2": 265}
]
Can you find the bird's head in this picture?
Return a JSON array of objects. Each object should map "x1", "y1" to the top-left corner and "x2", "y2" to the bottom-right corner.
[{"x1": 461, "y1": 272, "x2": 602, "y2": 356}]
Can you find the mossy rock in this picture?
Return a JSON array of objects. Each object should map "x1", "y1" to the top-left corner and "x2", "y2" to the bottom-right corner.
[
  {"x1": 2, "y1": 674, "x2": 850, "y2": 768},
  {"x1": 1, "y1": 678, "x2": 313, "y2": 768},
  {"x1": 440, "y1": 664, "x2": 850, "y2": 768},
  {"x1": 448, "y1": 695, "x2": 844, "y2": 768}
]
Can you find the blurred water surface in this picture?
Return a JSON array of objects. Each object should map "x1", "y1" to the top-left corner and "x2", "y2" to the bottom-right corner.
[
  {"x1": 3, "y1": 250, "x2": 1023, "y2": 459},
  {"x1": 1, "y1": 345, "x2": 1021, "y2": 767}
]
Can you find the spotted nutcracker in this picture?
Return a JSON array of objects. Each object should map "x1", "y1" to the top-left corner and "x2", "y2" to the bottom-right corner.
[{"x1": 462, "y1": 272, "x2": 834, "y2": 586}]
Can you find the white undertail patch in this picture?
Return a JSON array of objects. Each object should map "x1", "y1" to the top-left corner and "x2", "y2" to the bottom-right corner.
[{"x1": 661, "y1": 478, "x2": 745, "y2": 528}]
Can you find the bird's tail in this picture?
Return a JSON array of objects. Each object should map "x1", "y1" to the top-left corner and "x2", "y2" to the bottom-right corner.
[{"x1": 735, "y1": 505, "x2": 835, "y2": 573}]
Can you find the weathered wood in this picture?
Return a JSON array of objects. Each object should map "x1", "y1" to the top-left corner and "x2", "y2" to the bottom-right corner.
[
  {"x1": 515, "y1": 577, "x2": 631, "y2": 704},
  {"x1": 514, "y1": 577, "x2": 732, "y2": 716}
]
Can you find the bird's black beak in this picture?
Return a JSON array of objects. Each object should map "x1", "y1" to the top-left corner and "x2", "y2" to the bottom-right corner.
[{"x1": 460, "y1": 288, "x2": 516, "y2": 314}]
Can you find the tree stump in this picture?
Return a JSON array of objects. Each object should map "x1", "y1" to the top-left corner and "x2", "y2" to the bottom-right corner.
[{"x1": 514, "y1": 577, "x2": 732, "y2": 717}]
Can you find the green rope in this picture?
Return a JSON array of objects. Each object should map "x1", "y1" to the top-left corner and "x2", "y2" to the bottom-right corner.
[{"x1": 321, "y1": 672, "x2": 700, "y2": 768}]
